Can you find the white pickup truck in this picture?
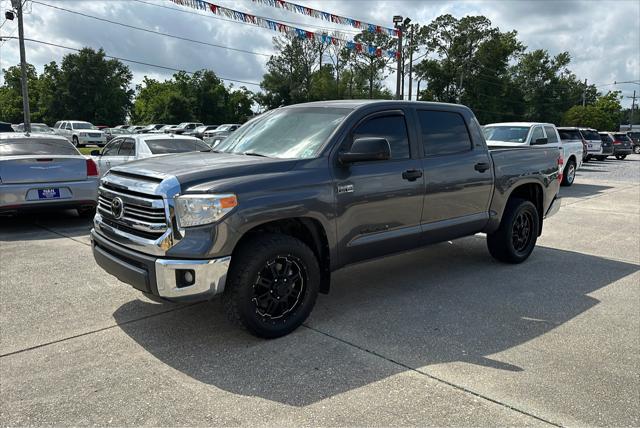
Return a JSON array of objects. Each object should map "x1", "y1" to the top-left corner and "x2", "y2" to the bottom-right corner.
[
  {"x1": 483, "y1": 122, "x2": 583, "y2": 186},
  {"x1": 90, "y1": 134, "x2": 211, "y2": 176}
]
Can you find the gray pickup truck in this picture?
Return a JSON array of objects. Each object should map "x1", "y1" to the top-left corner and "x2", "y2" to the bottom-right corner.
[{"x1": 91, "y1": 100, "x2": 561, "y2": 338}]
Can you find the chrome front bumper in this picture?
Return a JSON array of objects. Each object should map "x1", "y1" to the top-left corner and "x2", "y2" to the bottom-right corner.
[
  {"x1": 155, "y1": 256, "x2": 231, "y2": 299},
  {"x1": 92, "y1": 229, "x2": 230, "y2": 301}
]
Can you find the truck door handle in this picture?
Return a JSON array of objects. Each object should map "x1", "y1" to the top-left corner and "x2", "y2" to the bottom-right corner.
[
  {"x1": 474, "y1": 162, "x2": 490, "y2": 172},
  {"x1": 402, "y1": 169, "x2": 423, "y2": 181}
]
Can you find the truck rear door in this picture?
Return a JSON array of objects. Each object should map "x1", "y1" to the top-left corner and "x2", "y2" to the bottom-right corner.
[
  {"x1": 416, "y1": 109, "x2": 493, "y2": 243},
  {"x1": 333, "y1": 110, "x2": 424, "y2": 265}
]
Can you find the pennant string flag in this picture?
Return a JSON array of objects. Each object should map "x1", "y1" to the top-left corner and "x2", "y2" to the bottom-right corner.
[
  {"x1": 169, "y1": 0, "x2": 398, "y2": 58},
  {"x1": 251, "y1": 0, "x2": 400, "y2": 37}
]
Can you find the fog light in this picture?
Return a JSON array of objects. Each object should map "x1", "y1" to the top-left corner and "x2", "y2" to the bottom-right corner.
[{"x1": 176, "y1": 269, "x2": 196, "y2": 288}]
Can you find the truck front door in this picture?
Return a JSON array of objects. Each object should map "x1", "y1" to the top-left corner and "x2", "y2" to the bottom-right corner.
[
  {"x1": 333, "y1": 110, "x2": 424, "y2": 266},
  {"x1": 416, "y1": 109, "x2": 493, "y2": 243}
]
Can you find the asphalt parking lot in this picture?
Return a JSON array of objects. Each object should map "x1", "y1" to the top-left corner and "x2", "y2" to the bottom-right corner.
[{"x1": 1, "y1": 155, "x2": 638, "y2": 426}]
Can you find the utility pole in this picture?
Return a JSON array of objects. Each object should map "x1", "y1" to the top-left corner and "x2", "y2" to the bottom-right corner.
[
  {"x1": 12, "y1": 0, "x2": 31, "y2": 133},
  {"x1": 393, "y1": 16, "x2": 404, "y2": 100},
  {"x1": 582, "y1": 78, "x2": 587, "y2": 107},
  {"x1": 457, "y1": 71, "x2": 463, "y2": 103},
  {"x1": 629, "y1": 90, "x2": 637, "y2": 125},
  {"x1": 408, "y1": 25, "x2": 414, "y2": 101}
]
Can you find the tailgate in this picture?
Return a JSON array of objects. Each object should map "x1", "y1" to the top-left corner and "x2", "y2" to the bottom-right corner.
[{"x1": 0, "y1": 156, "x2": 87, "y2": 184}]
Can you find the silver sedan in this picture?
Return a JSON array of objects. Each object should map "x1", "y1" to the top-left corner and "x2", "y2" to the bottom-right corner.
[{"x1": 0, "y1": 133, "x2": 98, "y2": 217}]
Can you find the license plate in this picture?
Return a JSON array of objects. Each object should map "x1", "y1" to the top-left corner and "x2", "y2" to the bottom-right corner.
[{"x1": 38, "y1": 188, "x2": 60, "y2": 199}]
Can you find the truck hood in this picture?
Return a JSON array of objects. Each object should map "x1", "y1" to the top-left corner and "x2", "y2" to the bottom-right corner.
[{"x1": 108, "y1": 151, "x2": 298, "y2": 188}]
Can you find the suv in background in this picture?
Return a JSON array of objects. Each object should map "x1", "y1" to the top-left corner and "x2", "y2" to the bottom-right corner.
[
  {"x1": 53, "y1": 121, "x2": 106, "y2": 147},
  {"x1": 166, "y1": 122, "x2": 203, "y2": 135},
  {"x1": 597, "y1": 132, "x2": 619, "y2": 160},
  {"x1": 576, "y1": 128, "x2": 602, "y2": 161},
  {"x1": 626, "y1": 131, "x2": 640, "y2": 154}
]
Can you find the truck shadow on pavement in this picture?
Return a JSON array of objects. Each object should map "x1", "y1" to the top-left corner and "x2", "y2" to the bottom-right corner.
[
  {"x1": 113, "y1": 236, "x2": 639, "y2": 407},
  {"x1": 559, "y1": 182, "x2": 613, "y2": 199}
]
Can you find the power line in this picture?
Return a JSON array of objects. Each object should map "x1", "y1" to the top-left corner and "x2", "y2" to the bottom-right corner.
[
  {"x1": 32, "y1": 1, "x2": 273, "y2": 58},
  {"x1": 133, "y1": 0, "x2": 360, "y2": 35},
  {"x1": 0, "y1": 36, "x2": 262, "y2": 87}
]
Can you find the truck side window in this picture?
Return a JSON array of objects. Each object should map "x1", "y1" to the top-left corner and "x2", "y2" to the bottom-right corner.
[
  {"x1": 418, "y1": 110, "x2": 472, "y2": 156},
  {"x1": 118, "y1": 139, "x2": 135, "y2": 156},
  {"x1": 530, "y1": 126, "x2": 544, "y2": 143},
  {"x1": 544, "y1": 126, "x2": 559, "y2": 144},
  {"x1": 352, "y1": 115, "x2": 410, "y2": 160}
]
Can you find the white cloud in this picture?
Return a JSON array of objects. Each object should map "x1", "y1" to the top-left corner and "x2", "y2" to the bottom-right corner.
[{"x1": 0, "y1": 0, "x2": 638, "y2": 107}]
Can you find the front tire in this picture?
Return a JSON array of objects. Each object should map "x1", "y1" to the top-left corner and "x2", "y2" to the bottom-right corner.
[
  {"x1": 561, "y1": 159, "x2": 576, "y2": 186},
  {"x1": 615, "y1": 154, "x2": 626, "y2": 160},
  {"x1": 487, "y1": 198, "x2": 539, "y2": 264},
  {"x1": 596, "y1": 156, "x2": 607, "y2": 161},
  {"x1": 633, "y1": 146, "x2": 640, "y2": 154},
  {"x1": 223, "y1": 233, "x2": 320, "y2": 338},
  {"x1": 72, "y1": 136, "x2": 83, "y2": 148}
]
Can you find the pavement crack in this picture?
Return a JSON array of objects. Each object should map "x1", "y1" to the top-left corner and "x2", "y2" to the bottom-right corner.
[
  {"x1": 303, "y1": 324, "x2": 562, "y2": 427},
  {"x1": 0, "y1": 302, "x2": 202, "y2": 358}
]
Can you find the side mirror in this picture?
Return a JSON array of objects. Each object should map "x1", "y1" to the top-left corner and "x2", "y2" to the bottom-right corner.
[
  {"x1": 90, "y1": 150, "x2": 101, "y2": 156},
  {"x1": 338, "y1": 137, "x2": 391, "y2": 164},
  {"x1": 532, "y1": 137, "x2": 548, "y2": 145}
]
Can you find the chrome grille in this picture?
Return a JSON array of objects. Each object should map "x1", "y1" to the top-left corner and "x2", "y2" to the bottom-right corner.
[
  {"x1": 89, "y1": 132, "x2": 102, "y2": 138},
  {"x1": 97, "y1": 186, "x2": 167, "y2": 237}
]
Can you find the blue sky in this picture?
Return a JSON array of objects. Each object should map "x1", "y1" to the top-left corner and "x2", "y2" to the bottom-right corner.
[{"x1": 0, "y1": 0, "x2": 638, "y2": 107}]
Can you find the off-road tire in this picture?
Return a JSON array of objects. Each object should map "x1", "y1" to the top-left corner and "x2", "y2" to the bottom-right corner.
[
  {"x1": 487, "y1": 198, "x2": 539, "y2": 264},
  {"x1": 223, "y1": 233, "x2": 320, "y2": 338}
]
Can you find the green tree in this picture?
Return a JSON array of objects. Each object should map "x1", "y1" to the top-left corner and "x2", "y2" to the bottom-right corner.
[
  {"x1": 562, "y1": 91, "x2": 623, "y2": 130},
  {"x1": 56, "y1": 48, "x2": 133, "y2": 125}
]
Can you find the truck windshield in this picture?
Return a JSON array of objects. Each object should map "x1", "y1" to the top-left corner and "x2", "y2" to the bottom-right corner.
[
  {"x1": 483, "y1": 126, "x2": 530, "y2": 143},
  {"x1": 215, "y1": 107, "x2": 349, "y2": 159}
]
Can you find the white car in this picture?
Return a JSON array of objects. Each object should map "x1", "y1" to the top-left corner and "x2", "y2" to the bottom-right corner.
[
  {"x1": 53, "y1": 120, "x2": 106, "y2": 147},
  {"x1": 483, "y1": 122, "x2": 583, "y2": 186},
  {"x1": 91, "y1": 133, "x2": 211, "y2": 176}
]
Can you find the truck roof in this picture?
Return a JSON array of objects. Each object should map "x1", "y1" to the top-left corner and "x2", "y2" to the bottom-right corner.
[
  {"x1": 285, "y1": 99, "x2": 472, "y2": 112},
  {"x1": 484, "y1": 122, "x2": 556, "y2": 127}
]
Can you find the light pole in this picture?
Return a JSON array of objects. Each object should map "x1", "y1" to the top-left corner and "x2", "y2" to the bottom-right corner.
[
  {"x1": 11, "y1": 0, "x2": 31, "y2": 133},
  {"x1": 393, "y1": 15, "x2": 403, "y2": 100}
]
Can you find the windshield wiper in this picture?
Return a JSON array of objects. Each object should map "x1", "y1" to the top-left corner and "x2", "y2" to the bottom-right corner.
[{"x1": 241, "y1": 151, "x2": 269, "y2": 158}]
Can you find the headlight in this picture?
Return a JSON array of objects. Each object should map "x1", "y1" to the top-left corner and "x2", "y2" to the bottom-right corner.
[
  {"x1": 175, "y1": 194, "x2": 237, "y2": 228},
  {"x1": 79, "y1": 132, "x2": 87, "y2": 137}
]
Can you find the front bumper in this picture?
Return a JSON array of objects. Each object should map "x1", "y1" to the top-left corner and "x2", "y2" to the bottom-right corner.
[
  {"x1": 79, "y1": 135, "x2": 106, "y2": 145},
  {"x1": 92, "y1": 229, "x2": 231, "y2": 302}
]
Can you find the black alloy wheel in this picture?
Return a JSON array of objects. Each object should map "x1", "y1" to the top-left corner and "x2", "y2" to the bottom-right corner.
[
  {"x1": 253, "y1": 255, "x2": 306, "y2": 320},
  {"x1": 511, "y1": 210, "x2": 534, "y2": 254}
]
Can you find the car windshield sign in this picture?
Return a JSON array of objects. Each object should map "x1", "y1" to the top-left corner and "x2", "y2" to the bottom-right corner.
[
  {"x1": 483, "y1": 126, "x2": 530, "y2": 143},
  {"x1": 215, "y1": 108, "x2": 349, "y2": 159}
]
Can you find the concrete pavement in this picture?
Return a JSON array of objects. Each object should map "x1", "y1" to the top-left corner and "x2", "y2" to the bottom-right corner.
[{"x1": 1, "y1": 155, "x2": 638, "y2": 426}]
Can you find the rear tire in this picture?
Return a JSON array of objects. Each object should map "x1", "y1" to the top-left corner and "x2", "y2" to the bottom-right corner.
[
  {"x1": 561, "y1": 159, "x2": 576, "y2": 186},
  {"x1": 223, "y1": 233, "x2": 320, "y2": 338},
  {"x1": 487, "y1": 198, "x2": 539, "y2": 264},
  {"x1": 596, "y1": 156, "x2": 606, "y2": 161}
]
